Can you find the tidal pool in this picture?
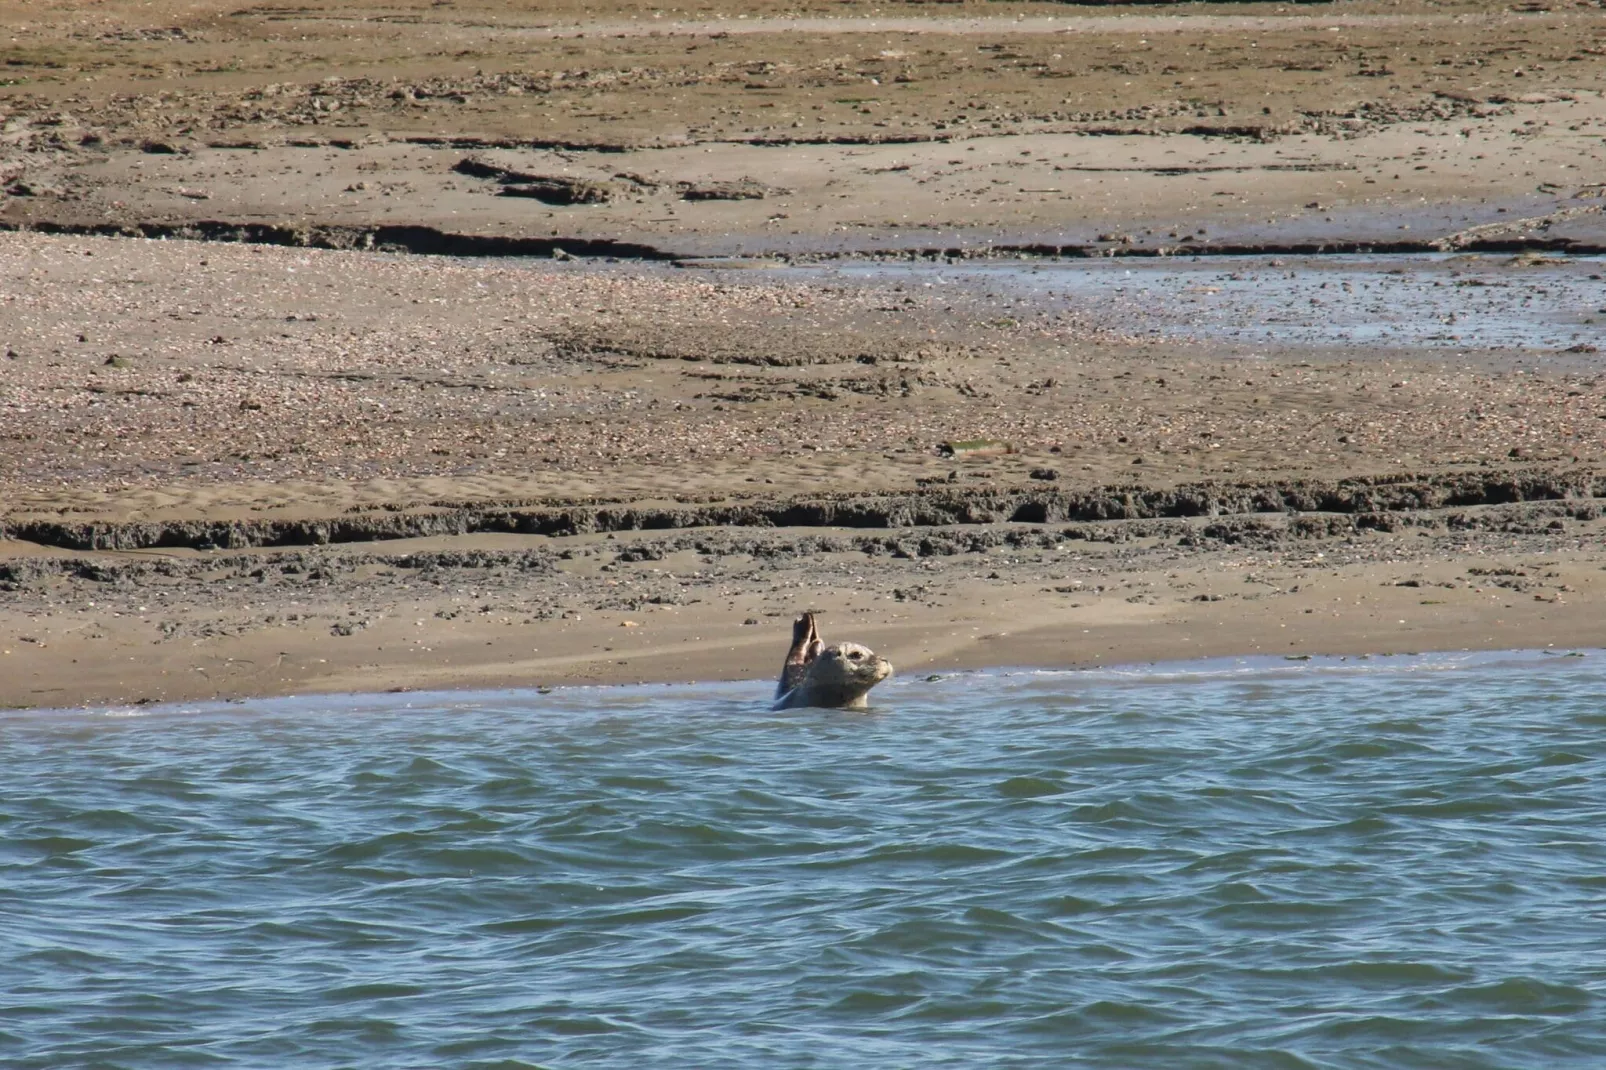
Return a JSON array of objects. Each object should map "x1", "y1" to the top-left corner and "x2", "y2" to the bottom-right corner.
[{"x1": 817, "y1": 253, "x2": 1606, "y2": 354}]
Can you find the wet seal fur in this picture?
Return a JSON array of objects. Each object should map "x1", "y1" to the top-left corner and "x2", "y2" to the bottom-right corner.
[{"x1": 773, "y1": 611, "x2": 893, "y2": 710}]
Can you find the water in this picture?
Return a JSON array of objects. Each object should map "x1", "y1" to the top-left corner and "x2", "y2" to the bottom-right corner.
[
  {"x1": 5, "y1": 651, "x2": 1606, "y2": 1069},
  {"x1": 815, "y1": 254, "x2": 1606, "y2": 352}
]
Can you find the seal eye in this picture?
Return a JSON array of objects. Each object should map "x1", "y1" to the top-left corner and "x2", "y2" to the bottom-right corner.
[{"x1": 847, "y1": 651, "x2": 863, "y2": 660}]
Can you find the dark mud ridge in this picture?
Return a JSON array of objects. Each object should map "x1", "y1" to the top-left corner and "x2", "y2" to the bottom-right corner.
[
  {"x1": 0, "y1": 546, "x2": 556, "y2": 589},
  {"x1": 5, "y1": 212, "x2": 1604, "y2": 262},
  {"x1": 5, "y1": 467, "x2": 1601, "y2": 554},
  {"x1": 1, "y1": 220, "x2": 675, "y2": 261},
  {"x1": 2, "y1": 497, "x2": 1598, "y2": 593}
]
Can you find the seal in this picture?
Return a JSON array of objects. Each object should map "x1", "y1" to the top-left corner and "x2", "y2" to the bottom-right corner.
[{"x1": 773, "y1": 611, "x2": 893, "y2": 710}]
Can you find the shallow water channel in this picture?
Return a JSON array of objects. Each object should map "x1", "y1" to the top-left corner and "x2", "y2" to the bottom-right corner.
[
  {"x1": 812, "y1": 253, "x2": 1606, "y2": 354},
  {"x1": 4, "y1": 651, "x2": 1606, "y2": 1068}
]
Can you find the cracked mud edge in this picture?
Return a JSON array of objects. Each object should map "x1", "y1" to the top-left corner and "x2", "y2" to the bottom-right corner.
[
  {"x1": 4, "y1": 468, "x2": 1602, "y2": 554},
  {"x1": 2, "y1": 496, "x2": 1600, "y2": 590},
  {"x1": 4, "y1": 217, "x2": 1604, "y2": 263},
  {"x1": 350, "y1": 124, "x2": 1320, "y2": 155},
  {"x1": 0, "y1": 220, "x2": 678, "y2": 261}
]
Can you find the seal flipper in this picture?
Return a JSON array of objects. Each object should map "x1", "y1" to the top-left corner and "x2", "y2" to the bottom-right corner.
[{"x1": 777, "y1": 611, "x2": 821, "y2": 701}]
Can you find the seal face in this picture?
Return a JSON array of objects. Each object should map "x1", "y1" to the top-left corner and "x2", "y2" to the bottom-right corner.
[{"x1": 773, "y1": 612, "x2": 893, "y2": 710}]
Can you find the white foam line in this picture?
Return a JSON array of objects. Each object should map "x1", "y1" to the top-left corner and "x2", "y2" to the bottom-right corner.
[{"x1": 10, "y1": 649, "x2": 1592, "y2": 719}]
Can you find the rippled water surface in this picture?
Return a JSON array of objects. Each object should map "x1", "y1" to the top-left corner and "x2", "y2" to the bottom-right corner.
[{"x1": 6, "y1": 652, "x2": 1606, "y2": 1068}]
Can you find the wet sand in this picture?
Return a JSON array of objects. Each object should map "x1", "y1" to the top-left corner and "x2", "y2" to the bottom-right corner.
[
  {"x1": 2, "y1": 0, "x2": 1605, "y2": 706},
  {"x1": 6, "y1": 506, "x2": 1606, "y2": 707}
]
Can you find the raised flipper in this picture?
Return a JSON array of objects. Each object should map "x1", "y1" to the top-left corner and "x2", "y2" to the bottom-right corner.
[{"x1": 776, "y1": 611, "x2": 821, "y2": 702}]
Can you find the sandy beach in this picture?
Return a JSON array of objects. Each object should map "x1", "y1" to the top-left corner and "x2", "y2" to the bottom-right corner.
[{"x1": 2, "y1": 0, "x2": 1604, "y2": 707}]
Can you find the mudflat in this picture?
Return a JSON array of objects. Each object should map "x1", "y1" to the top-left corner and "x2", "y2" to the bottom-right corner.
[{"x1": 2, "y1": 0, "x2": 1604, "y2": 707}]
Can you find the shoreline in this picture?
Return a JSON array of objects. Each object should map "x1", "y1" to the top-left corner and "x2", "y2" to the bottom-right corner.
[
  {"x1": 10, "y1": 641, "x2": 1600, "y2": 716},
  {"x1": 7, "y1": 524, "x2": 1604, "y2": 709}
]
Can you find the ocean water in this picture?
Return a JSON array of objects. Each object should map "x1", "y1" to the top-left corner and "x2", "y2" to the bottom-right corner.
[{"x1": 4, "y1": 652, "x2": 1606, "y2": 1069}]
